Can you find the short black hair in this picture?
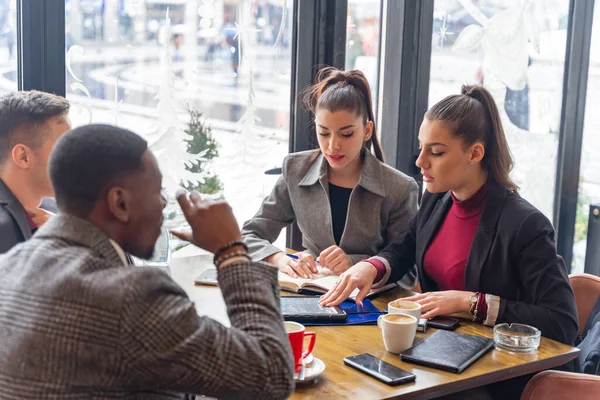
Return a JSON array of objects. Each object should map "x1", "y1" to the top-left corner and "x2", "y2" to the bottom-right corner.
[
  {"x1": 0, "y1": 90, "x2": 70, "y2": 165},
  {"x1": 49, "y1": 124, "x2": 148, "y2": 216}
]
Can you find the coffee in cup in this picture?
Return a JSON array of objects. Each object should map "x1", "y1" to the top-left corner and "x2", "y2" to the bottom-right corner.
[
  {"x1": 385, "y1": 314, "x2": 415, "y2": 323},
  {"x1": 377, "y1": 313, "x2": 418, "y2": 353},
  {"x1": 388, "y1": 299, "x2": 422, "y2": 319},
  {"x1": 284, "y1": 321, "x2": 316, "y2": 374}
]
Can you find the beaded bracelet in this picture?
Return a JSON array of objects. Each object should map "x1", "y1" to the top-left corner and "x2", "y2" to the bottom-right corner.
[
  {"x1": 215, "y1": 250, "x2": 251, "y2": 268},
  {"x1": 212, "y1": 241, "x2": 248, "y2": 265}
]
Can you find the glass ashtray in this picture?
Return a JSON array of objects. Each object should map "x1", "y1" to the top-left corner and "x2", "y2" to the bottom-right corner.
[{"x1": 493, "y1": 323, "x2": 541, "y2": 352}]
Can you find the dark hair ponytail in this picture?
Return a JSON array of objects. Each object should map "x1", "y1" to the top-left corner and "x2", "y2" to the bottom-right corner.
[
  {"x1": 425, "y1": 84, "x2": 518, "y2": 193},
  {"x1": 302, "y1": 66, "x2": 384, "y2": 162}
]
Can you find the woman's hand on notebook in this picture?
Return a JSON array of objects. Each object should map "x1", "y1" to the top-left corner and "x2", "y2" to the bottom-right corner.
[
  {"x1": 267, "y1": 252, "x2": 317, "y2": 279},
  {"x1": 318, "y1": 245, "x2": 352, "y2": 273},
  {"x1": 318, "y1": 261, "x2": 378, "y2": 307}
]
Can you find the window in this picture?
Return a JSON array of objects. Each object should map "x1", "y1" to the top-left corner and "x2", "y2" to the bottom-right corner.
[
  {"x1": 428, "y1": 0, "x2": 570, "y2": 219},
  {"x1": 65, "y1": 0, "x2": 293, "y2": 249},
  {"x1": 572, "y1": 0, "x2": 600, "y2": 272},
  {"x1": 346, "y1": 0, "x2": 381, "y2": 109},
  {"x1": 0, "y1": 0, "x2": 17, "y2": 94}
]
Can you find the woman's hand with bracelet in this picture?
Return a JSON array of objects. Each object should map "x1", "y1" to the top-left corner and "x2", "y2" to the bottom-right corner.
[
  {"x1": 403, "y1": 290, "x2": 475, "y2": 319},
  {"x1": 171, "y1": 189, "x2": 248, "y2": 267}
]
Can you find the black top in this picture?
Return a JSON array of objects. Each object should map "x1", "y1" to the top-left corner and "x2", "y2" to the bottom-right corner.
[{"x1": 328, "y1": 183, "x2": 353, "y2": 245}]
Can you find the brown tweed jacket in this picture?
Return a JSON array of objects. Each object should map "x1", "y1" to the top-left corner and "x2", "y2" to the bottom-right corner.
[{"x1": 0, "y1": 214, "x2": 294, "y2": 399}]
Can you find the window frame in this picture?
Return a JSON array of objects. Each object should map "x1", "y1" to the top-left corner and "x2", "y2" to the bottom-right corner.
[
  {"x1": 14, "y1": 0, "x2": 596, "y2": 270},
  {"x1": 17, "y1": 0, "x2": 65, "y2": 95}
]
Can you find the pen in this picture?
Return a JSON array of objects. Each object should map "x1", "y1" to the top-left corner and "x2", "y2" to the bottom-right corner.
[
  {"x1": 287, "y1": 253, "x2": 323, "y2": 268},
  {"x1": 286, "y1": 253, "x2": 319, "y2": 278}
]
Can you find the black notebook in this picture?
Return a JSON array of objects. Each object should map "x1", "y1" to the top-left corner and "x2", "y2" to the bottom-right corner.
[{"x1": 400, "y1": 330, "x2": 494, "y2": 373}]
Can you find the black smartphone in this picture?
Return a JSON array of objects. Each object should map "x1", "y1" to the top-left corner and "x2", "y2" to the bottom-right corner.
[
  {"x1": 194, "y1": 269, "x2": 218, "y2": 286},
  {"x1": 343, "y1": 353, "x2": 416, "y2": 386},
  {"x1": 427, "y1": 316, "x2": 459, "y2": 330}
]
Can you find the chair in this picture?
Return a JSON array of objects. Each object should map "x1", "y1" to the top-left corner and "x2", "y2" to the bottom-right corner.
[
  {"x1": 570, "y1": 273, "x2": 600, "y2": 336},
  {"x1": 520, "y1": 273, "x2": 600, "y2": 399},
  {"x1": 264, "y1": 167, "x2": 282, "y2": 175},
  {"x1": 520, "y1": 370, "x2": 600, "y2": 400}
]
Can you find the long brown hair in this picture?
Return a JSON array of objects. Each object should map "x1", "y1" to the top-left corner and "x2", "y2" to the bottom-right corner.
[
  {"x1": 425, "y1": 84, "x2": 518, "y2": 193},
  {"x1": 302, "y1": 66, "x2": 384, "y2": 162}
]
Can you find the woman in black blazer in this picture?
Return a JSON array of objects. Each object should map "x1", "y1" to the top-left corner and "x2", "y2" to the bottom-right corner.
[{"x1": 320, "y1": 85, "x2": 578, "y2": 348}]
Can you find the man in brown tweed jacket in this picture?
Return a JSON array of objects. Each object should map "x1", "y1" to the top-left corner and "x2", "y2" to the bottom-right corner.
[{"x1": 0, "y1": 124, "x2": 294, "y2": 399}]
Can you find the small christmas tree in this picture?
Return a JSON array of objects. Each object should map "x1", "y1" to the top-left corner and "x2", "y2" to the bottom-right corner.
[
  {"x1": 183, "y1": 108, "x2": 222, "y2": 195},
  {"x1": 147, "y1": 8, "x2": 209, "y2": 231},
  {"x1": 236, "y1": 72, "x2": 264, "y2": 166},
  {"x1": 147, "y1": 7, "x2": 206, "y2": 194},
  {"x1": 220, "y1": 70, "x2": 269, "y2": 208}
]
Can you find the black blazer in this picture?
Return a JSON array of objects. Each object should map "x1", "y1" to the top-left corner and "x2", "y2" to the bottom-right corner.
[
  {"x1": 0, "y1": 179, "x2": 32, "y2": 254},
  {"x1": 380, "y1": 182, "x2": 578, "y2": 345},
  {"x1": 0, "y1": 178, "x2": 58, "y2": 254}
]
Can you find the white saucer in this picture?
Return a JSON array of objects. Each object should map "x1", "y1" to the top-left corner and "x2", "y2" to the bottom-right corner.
[{"x1": 295, "y1": 356, "x2": 325, "y2": 383}]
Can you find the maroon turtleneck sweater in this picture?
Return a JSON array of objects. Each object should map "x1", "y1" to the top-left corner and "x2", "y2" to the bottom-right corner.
[{"x1": 423, "y1": 184, "x2": 488, "y2": 291}]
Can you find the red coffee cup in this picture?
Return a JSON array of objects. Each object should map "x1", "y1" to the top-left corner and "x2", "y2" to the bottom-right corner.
[{"x1": 284, "y1": 321, "x2": 316, "y2": 373}]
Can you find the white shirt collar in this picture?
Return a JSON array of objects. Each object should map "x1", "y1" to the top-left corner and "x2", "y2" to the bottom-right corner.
[{"x1": 108, "y1": 239, "x2": 128, "y2": 266}]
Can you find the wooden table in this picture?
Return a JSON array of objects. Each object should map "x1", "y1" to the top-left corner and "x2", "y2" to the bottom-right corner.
[{"x1": 169, "y1": 248, "x2": 580, "y2": 399}]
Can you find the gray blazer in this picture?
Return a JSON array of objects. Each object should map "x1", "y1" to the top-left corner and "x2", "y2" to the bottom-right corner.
[
  {"x1": 0, "y1": 214, "x2": 294, "y2": 399},
  {"x1": 0, "y1": 178, "x2": 31, "y2": 254},
  {"x1": 242, "y1": 150, "x2": 419, "y2": 287}
]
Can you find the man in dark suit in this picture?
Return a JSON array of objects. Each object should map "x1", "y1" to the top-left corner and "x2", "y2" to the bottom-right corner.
[
  {"x1": 0, "y1": 90, "x2": 70, "y2": 253},
  {"x1": 0, "y1": 124, "x2": 294, "y2": 399}
]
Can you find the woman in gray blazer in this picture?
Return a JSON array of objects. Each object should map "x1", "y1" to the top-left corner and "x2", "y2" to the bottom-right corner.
[{"x1": 242, "y1": 67, "x2": 419, "y2": 288}]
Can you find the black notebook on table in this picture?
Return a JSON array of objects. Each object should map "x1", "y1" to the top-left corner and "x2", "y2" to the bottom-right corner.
[{"x1": 400, "y1": 330, "x2": 495, "y2": 373}]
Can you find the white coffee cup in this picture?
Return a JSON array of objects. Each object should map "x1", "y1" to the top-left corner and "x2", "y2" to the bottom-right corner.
[
  {"x1": 388, "y1": 299, "x2": 422, "y2": 319},
  {"x1": 377, "y1": 313, "x2": 418, "y2": 354}
]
